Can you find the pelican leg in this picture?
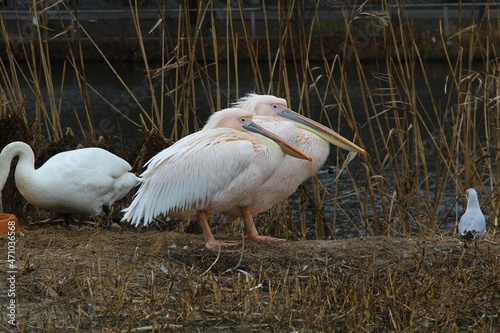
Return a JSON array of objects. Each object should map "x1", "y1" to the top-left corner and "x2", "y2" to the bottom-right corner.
[
  {"x1": 241, "y1": 206, "x2": 285, "y2": 242},
  {"x1": 197, "y1": 210, "x2": 239, "y2": 247}
]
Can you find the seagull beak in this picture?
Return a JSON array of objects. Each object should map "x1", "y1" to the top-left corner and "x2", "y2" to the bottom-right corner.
[
  {"x1": 243, "y1": 122, "x2": 312, "y2": 162},
  {"x1": 277, "y1": 108, "x2": 368, "y2": 155}
]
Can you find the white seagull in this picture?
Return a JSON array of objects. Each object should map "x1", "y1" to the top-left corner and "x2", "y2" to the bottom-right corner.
[
  {"x1": 458, "y1": 188, "x2": 487, "y2": 248},
  {"x1": 0, "y1": 141, "x2": 140, "y2": 229}
]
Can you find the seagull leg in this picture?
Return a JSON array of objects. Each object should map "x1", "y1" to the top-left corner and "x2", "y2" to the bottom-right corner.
[
  {"x1": 197, "y1": 210, "x2": 239, "y2": 247},
  {"x1": 473, "y1": 240, "x2": 480, "y2": 256},
  {"x1": 241, "y1": 206, "x2": 285, "y2": 242}
]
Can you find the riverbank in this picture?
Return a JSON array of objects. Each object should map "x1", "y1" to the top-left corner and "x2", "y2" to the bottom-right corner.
[
  {"x1": 1, "y1": 226, "x2": 498, "y2": 331},
  {"x1": 1, "y1": 1, "x2": 498, "y2": 250}
]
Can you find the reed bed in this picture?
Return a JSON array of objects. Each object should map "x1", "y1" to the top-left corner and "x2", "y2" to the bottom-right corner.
[
  {"x1": 1, "y1": 0, "x2": 498, "y2": 239},
  {"x1": 0, "y1": 1, "x2": 499, "y2": 330}
]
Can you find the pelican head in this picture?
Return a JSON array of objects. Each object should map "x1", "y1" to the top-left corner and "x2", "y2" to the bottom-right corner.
[
  {"x1": 205, "y1": 108, "x2": 311, "y2": 161},
  {"x1": 235, "y1": 93, "x2": 368, "y2": 156}
]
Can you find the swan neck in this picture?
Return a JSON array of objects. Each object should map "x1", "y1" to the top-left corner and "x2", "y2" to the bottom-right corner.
[{"x1": 0, "y1": 142, "x2": 36, "y2": 189}]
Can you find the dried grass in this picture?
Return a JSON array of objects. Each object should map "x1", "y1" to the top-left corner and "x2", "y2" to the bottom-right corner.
[
  {"x1": 0, "y1": 1, "x2": 499, "y2": 330},
  {"x1": 1, "y1": 228, "x2": 498, "y2": 332},
  {"x1": 0, "y1": 4, "x2": 497, "y2": 226}
]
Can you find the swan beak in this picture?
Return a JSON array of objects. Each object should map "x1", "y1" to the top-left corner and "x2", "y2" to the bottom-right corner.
[
  {"x1": 243, "y1": 122, "x2": 312, "y2": 162},
  {"x1": 277, "y1": 108, "x2": 368, "y2": 155}
]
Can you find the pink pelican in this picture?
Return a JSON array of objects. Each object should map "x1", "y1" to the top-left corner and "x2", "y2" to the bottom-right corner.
[
  {"x1": 214, "y1": 94, "x2": 367, "y2": 241},
  {"x1": 122, "y1": 108, "x2": 311, "y2": 247},
  {"x1": 0, "y1": 141, "x2": 140, "y2": 229},
  {"x1": 458, "y1": 188, "x2": 487, "y2": 249}
]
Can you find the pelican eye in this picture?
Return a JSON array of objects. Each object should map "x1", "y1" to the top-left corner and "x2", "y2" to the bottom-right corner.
[
  {"x1": 271, "y1": 104, "x2": 286, "y2": 113},
  {"x1": 240, "y1": 117, "x2": 252, "y2": 125}
]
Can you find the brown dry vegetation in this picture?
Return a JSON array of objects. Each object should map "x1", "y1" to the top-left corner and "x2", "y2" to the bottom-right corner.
[
  {"x1": 1, "y1": 1, "x2": 500, "y2": 332},
  {"x1": 0, "y1": 226, "x2": 499, "y2": 332}
]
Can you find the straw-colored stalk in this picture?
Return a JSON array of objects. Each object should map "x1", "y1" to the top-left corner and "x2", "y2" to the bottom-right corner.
[{"x1": 0, "y1": 0, "x2": 498, "y2": 237}]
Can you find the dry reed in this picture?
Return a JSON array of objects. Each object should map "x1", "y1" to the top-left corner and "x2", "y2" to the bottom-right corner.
[
  {"x1": 1, "y1": 0, "x2": 498, "y2": 237},
  {"x1": 1, "y1": 228, "x2": 498, "y2": 332},
  {"x1": 0, "y1": 2, "x2": 499, "y2": 330}
]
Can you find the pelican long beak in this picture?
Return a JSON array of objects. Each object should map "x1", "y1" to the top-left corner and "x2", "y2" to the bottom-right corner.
[
  {"x1": 277, "y1": 108, "x2": 368, "y2": 155},
  {"x1": 243, "y1": 122, "x2": 312, "y2": 162}
]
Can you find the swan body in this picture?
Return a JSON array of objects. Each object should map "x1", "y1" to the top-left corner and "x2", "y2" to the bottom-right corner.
[
  {"x1": 0, "y1": 141, "x2": 140, "y2": 228},
  {"x1": 122, "y1": 108, "x2": 310, "y2": 246}
]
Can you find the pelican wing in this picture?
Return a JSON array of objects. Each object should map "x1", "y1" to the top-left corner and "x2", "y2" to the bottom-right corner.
[{"x1": 123, "y1": 129, "x2": 255, "y2": 226}]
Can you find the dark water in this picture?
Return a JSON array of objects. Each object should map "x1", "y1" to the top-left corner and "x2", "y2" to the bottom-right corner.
[
  {"x1": 16, "y1": 60, "x2": 452, "y2": 143},
  {"x1": 10, "y1": 60, "x2": 494, "y2": 238}
]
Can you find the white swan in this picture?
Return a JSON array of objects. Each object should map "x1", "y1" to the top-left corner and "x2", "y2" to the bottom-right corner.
[{"x1": 0, "y1": 141, "x2": 140, "y2": 229}]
